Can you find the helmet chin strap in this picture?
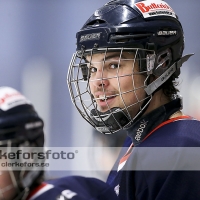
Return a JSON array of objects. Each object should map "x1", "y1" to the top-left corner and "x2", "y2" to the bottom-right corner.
[
  {"x1": 90, "y1": 107, "x2": 130, "y2": 134},
  {"x1": 145, "y1": 54, "x2": 194, "y2": 95},
  {"x1": 90, "y1": 95, "x2": 151, "y2": 134}
]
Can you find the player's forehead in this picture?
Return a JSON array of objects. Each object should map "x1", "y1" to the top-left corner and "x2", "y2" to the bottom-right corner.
[{"x1": 85, "y1": 51, "x2": 135, "y2": 62}]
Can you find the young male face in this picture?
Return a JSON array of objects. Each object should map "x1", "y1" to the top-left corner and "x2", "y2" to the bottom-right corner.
[{"x1": 87, "y1": 51, "x2": 146, "y2": 118}]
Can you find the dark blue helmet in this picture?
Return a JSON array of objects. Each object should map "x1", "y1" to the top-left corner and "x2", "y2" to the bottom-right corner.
[
  {"x1": 0, "y1": 87, "x2": 44, "y2": 146},
  {"x1": 77, "y1": 0, "x2": 184, "y2": 63},
  {"x1": 0, "y1": 87, "x2": 44, "y2": 200}
]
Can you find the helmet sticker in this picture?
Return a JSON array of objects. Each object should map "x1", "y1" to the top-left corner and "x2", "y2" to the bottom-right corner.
[
  {"x1": 135, "y1": 0, "x2": 176, "y2": 19},
  {"x1": 0, "y1": 87, "x2": 31, "y2": 111}
]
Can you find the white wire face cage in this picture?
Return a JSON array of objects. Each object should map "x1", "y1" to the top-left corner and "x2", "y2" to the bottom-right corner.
[{"x1": 67, "y1": 47, "x2": 155, "y2": 134}]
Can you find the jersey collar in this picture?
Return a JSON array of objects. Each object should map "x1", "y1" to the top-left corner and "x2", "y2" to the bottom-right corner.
[{"x1": 127, "y1": 98, "x2": 182, "y2": 146}]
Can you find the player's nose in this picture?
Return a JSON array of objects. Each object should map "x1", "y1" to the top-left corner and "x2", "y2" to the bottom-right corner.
[{"x1": 91, "y1": 67, "x2": 109, "y2": 88}]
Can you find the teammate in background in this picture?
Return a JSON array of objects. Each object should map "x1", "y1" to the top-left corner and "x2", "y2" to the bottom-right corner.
[
  {"x1": 67, "y1": 0, "x2": 200, "y2": 199},
  {"x1": 0, "y1": 86, "x2": 118, "y2": 200}
]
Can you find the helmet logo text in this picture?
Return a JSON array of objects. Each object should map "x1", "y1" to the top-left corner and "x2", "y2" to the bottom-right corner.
[
  {"x1": 80, "y1": 33, "x2": 101, "y2": 42},
  {"x1": 157, "y1": 30, "x2": 177, "y2": 36}
]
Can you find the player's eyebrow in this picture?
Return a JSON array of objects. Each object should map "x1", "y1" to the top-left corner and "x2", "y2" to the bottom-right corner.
[{"x1": 85, "y1": 52, "x2": 127, "y2": 63}]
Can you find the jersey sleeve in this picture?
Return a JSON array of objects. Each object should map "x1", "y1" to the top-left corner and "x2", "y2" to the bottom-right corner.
[{"x1": 27, "y1": 176, "x2": 118, "y2": 200}]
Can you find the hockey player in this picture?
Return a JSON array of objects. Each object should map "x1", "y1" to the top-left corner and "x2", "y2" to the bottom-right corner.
[
  {"x1": 67, "y1": 0, "x2": 200, "y2": 199},
  {"x1": 0, "y1": 86, "x2": 118, "y2": 200}
]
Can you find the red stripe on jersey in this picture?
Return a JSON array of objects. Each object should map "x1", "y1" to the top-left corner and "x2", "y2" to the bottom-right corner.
[
  {"x1": 26, "y1": 182, "x2": 54, "y2": 200},
  {"x1": 27, "y1": 183, "x2": 48, "y2": 200},
  {"x1": 118, "y1": 115, "x2": 191, "y2": 169},
  {"x1": 142, "y1": 115, "x2": 191, "y2": 142},
  {"x1": 119, "y1": 144, "x2": 134, "y2": 164}
]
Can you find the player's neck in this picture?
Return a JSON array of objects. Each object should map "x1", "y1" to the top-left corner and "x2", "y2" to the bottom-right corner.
[
  {"x1": 144, "y1": 90, "x2": 169, "y2": 116},
  {"x1": 169, "y1": 110, "x2": 184, "y2": 119}
]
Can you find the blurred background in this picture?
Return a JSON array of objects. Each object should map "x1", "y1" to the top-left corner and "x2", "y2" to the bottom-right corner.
[{"x1": 0, "y1": 0, "x2": 199, "y2": 180}]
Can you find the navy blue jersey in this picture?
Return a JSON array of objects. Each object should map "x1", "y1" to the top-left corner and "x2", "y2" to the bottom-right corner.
[
  {"x1": 27, "y1": 176, "x2": 118, "y2": 200},
  {"x1": 107, "y1": 99, "x2": 200, "y2": 200}
]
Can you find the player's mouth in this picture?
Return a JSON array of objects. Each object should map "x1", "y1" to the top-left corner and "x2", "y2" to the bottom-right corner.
[{"x1": 95, "y1": 94, "x2": 118, "y2": 110}]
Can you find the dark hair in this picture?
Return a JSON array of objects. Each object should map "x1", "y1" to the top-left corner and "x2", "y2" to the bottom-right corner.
[{"x1": 162, "y1": 75, "x2": 179, "y2": 100}]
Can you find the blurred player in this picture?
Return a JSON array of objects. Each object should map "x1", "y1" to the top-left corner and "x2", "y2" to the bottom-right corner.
[
  {"x1": 0, "y1": 86, "x2": 118, "y2": 200},
  {"x1": 67, "y1": 0, "x2": 200, "y2": 199}
]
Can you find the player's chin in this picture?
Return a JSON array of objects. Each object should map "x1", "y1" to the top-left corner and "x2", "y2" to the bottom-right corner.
[
  {"x1": 97, "y1": 103, "x2": 117, "y2": 113},
  {"x1": 98, "y1": 106, "x2": 111, "y2": 113}
]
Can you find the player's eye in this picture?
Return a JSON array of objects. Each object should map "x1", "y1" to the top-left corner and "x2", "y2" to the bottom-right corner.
[
  {"x1": 109, "y1": 63, "x2": 119, "y2": 69},
  {"x1": 89, "y1": 67, "x2": 97, "y2": 73}
]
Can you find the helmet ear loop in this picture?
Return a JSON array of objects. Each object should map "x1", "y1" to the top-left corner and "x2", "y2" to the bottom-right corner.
[
  {"x1": 153, "y1": 49, "x2": 172, "y2": 77},
  {"x1": 144, "y1": 49, "x2": 173, "y2": 95}
]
